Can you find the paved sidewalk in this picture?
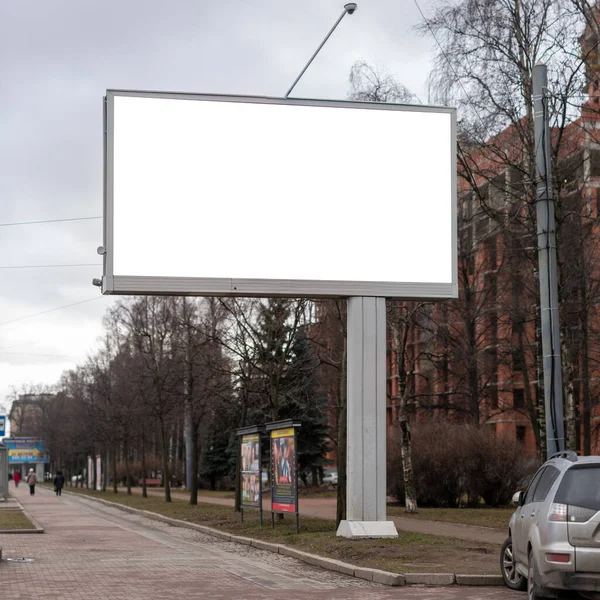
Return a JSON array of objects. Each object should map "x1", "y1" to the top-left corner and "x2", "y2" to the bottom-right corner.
[
  {"x1": 113, "y1": 486, "x2": 506, "y2": 545},
  {"x1": 0, "y1": 482, "x2": 518, "y2": 600}
]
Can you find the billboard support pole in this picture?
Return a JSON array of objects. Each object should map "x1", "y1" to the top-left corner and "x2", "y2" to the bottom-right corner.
[{"x1": 337, "y1": 297, "x2": 398, "y2": 538}]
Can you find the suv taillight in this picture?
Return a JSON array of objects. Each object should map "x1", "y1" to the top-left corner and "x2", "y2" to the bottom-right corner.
[
  {"x1": 548, "y1": 503, "x2": 597, "y2": 523},
  {"x1": 568, "y1": 505, "x2": 597, "y2": 523},
  {"x1": 548, "y1": 503, "x2": 567, "y2": 522}
]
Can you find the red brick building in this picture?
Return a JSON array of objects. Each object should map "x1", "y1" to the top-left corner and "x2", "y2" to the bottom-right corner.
[{"x1": 387, "y1": 15, "x2": 600, "y2": 458}]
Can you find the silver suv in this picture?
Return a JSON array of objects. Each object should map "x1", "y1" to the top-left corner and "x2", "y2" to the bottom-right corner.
[{"x1": 501, "y1": 451, "x2": 600, "y2": 599}]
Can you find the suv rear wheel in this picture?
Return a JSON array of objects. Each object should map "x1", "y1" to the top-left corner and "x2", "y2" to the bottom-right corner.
[
  {"x1": 501, "y1": 538, "x2": 526, "y2": 591},
  {"x1": 528, "y1": 549, "x2": 551, "y2": 600}
]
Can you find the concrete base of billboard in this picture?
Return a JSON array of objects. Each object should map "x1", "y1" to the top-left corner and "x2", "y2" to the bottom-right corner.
[{"x1": 336, "y1": 520, "x2": 398, "y2": 539}]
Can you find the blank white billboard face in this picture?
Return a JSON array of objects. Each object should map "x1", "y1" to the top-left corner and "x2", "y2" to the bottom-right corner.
[{"x1": 103, "y1": 92, "x2": 456, "y2": 298}]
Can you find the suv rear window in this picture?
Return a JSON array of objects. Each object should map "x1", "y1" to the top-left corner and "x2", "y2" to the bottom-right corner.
[{"x1": 554, "y1": 466, "x2": 600, "y2": 511}]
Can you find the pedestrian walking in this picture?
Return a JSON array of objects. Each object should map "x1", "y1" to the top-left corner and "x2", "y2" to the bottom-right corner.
[
  {"x1": 13, "y1": 471, "x2": 21, "y2": 488},
  {"x1": 26, "y1": 468, "x2": 37, "y2": 496},
  {"x1": 54, "y1": 471, "x2": 65, "y2": 496}
]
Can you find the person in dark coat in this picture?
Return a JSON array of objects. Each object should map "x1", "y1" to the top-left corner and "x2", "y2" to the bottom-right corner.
[{"x1": 53, "y1": 471, "x2": 65, "y2": 496}]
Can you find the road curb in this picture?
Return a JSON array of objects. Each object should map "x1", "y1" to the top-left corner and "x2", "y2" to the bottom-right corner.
[
  {"x1": 58, "y1": 489, "x2": 503, "y2": 587},
  {"x1": 456, "y1": 574, "x2": 504, "y2": 586}
]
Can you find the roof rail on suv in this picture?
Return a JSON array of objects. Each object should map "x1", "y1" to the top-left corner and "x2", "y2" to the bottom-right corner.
[{"x1": 548, "y1": 450, "x2": 578, "y2": 462}]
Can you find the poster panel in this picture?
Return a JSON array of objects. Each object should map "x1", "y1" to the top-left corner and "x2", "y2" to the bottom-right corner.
[
  {"x1": 240, "y1": 434, "x2": 260, "y2": 508},
  {"x1": 4, "y1": 437, "x2": 49, "y2": 464},
  {"x1": 96, "y1": 455, "x2": 102, "y2": 491},
  {"x1": 270, "y1": 428, "x2": 297, "y2": 513},
  {"x1": 87, "y1": 456, "x2": 94, "y2": 488}
]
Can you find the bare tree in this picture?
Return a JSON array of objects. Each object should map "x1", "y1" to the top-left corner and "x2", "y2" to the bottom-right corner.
[
  {"x1": 116, "y1": 297, "x2": 179, "y2": 502},
  {"x1": 418, "y1": 0, "x2": 600, "y2": 456}
]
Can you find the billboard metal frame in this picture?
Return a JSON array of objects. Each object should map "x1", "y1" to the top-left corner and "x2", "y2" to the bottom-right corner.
[{"x1": 102, "y1": 90, "x2": 457, "y2": 300}]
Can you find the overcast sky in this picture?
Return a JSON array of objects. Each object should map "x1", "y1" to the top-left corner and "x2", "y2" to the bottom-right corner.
[{"x1": 0, "y1": 0, "x2": 439, "y2": 423}]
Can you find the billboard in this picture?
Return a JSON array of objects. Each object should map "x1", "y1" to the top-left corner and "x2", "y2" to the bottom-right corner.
[
  {"x1": 270, "y1": 427, "x2": 298, "y2": 514},
  {"x1": 240, "y1": 434, "x2": 261, "y2": 508},
  {"x1": 0, "y1": 416, "x2": 5, "y2": 437},
  {"x1": 102, "y1": 91, "x2": 456, "y2": 299},
  {"x1": 4, "y1": 438, "x2": 49, "y2": 464}
]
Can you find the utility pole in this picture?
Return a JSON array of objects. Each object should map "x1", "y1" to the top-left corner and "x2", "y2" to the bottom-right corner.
[{"x1": 533, "y1": 64, "x2": 565, "y2": 456}]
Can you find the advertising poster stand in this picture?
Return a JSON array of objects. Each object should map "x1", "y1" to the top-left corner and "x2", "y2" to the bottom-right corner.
[
  {"x1": 266, "y1": 420, "x2": 301, "y2": 533},
  {"x1": 236, "y1": 425, "x2": 265, "y2": 526}
]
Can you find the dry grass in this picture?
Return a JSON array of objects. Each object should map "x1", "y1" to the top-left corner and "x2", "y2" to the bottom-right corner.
[
  {"x1": 0, "y1": 509, "x2": 36, "y2": 531},
  {"x1": 387, "y1": 506, "x2": 513, "y2": 531}
]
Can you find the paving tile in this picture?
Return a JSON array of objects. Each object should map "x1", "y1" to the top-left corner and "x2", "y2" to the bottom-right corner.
[{"x1": 0, "y1": 483, "x2": 519, "y2": 600}]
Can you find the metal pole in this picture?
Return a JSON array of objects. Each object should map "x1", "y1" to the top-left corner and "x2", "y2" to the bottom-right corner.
[
  {"x1": 337, "y1": 297, "x2": 397, "y2": 538},
  {"x1": 285, "y1": 3, "x2": 357, "y2": 98},
  {"x1": 533, "y1": 64, "x2": 565, "y2": 456}
]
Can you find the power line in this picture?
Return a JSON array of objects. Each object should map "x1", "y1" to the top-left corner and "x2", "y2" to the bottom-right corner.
[
  {"x1": 0, "y1": 297, "x2": 103, "y2": 328},
  {"x1": 0, "y1": 216, "x2": 101, "y2": 227},
  {"x1": 0, "y1": 264, "x2": 102, "y2": 270},
  {"x1": 0, "y1": 351, "x2": 80, "y2": 360}
]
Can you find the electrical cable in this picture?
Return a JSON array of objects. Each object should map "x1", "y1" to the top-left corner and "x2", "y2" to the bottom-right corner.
[
  {"x1": 0, "y1": 216, "x2": 101, "y2": 227},
  {"x1": 541, "y1": 92, "x2": 560, "y2": 454},
  {"x1": 0, "y1": 264, "x2": 101, "y2": 270},
  {"x1": 0, "y1": 297, "x2": 102, "y2": 328},
  {"x1": 0, "y1": 351, "x2": 79, "y2": 359}
]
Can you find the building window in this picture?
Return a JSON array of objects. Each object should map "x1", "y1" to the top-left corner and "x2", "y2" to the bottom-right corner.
[
  {"x1": 512, "y1": 348, "x2": 525, "y2": 372},
  {"x1": 489, "y1": 384, "x2": 499, "y2": 409},
  {"x1": 513, "y1": 389, "x2": 525, "y2": 409},
  {"x1": 485, "y1": 236, "x2": 497, "y2": 270},
  {"x1": 516, "y1": 425, "x2": 527, "y2": 444}
]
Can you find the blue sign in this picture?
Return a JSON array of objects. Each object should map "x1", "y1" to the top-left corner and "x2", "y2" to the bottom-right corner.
[
  {"x1": 0, "y1": 416, "x2": 5, "y2": 436},
  {"x1": 4, "y1": 437, "x2": 49, "y2": 464}
]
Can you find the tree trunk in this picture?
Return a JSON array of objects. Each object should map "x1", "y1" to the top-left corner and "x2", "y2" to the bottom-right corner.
[
  {"x1": 102, "y1": 450, "x2": 107, "y2": 492},
  {"x1": 189, "y1": 423, "x2": 199, "y2": 505},
  {"x1": 399, "y1": 403, "x2": 418, "y2": 513},
  {"x1": 141, "y1": 434, "x2": 148, "y2": 499},
  {"x1": 311, "y1": 465, "x2": 318, "y2": 488},
  {"x1": 467, "y1": 315, "x2": 480, "y2": 424},
  {"x1": 391, "y1": 316, "x2": 419, "y2": 515},
  {"x1": 111, "y1": 447, "x2": 118, "y2": 493},
  {"x1": 124, "y1": 438, "x2": 132, "y2": 496},
  {"x1": 184, "y1": 399, "x2": 193, "y2": 490},
  {"x1": 159, "y1": 419, "x2": 172, "y2": 502},
  {"x1": 562, "y1": 337, "x2": 578, "y2": 452},
  {"x1": 519, "y1": 329, "x2": 542, "y2": 451},
  {"x1": 581, "y1": 300, "x2": 592, "y2": 455},
  {"x1": 234, "y1": 401, "x2": 248, "y2": 513},
  {"x1": 336, "y1": 329, "x2": 347, "y2": 527}
]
